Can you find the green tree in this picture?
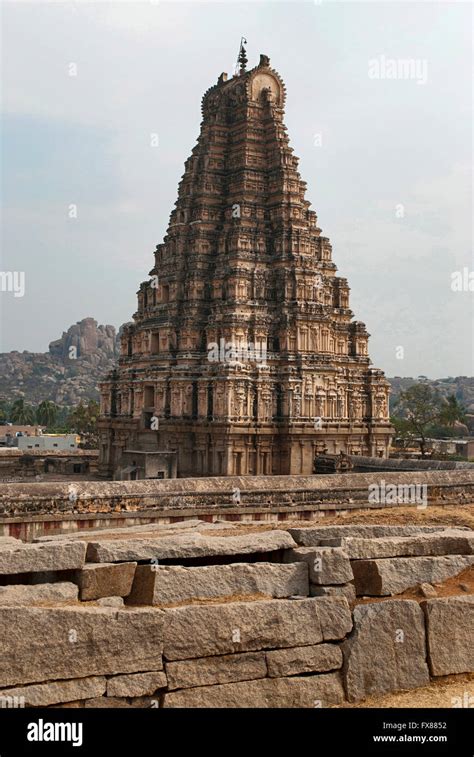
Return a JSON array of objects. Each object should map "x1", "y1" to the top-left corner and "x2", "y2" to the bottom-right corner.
[
  {"x1": 67, "y1": 400, "x2": 100, "y2": 449},
  {"x1": 0, "y1": 401, "x2": 10, "y2": 423},
  {"x1": 9, "y1": 399, "x2": 36, "y2": 425},
  {"x1": 439, "y1": 394, "x2": 466, "y2": 429},
  {"x1": 36, "y1": 400, "x2": 59, "y2": 428},
  {"x1": 390, "y1": 415, "x2": 417, "y2": 449},
  {"x1": 392, "y1": 384, "x2": 445, "y2": 457}
]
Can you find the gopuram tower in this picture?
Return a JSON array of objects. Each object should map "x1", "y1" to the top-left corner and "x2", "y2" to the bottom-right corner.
[{"x1": 98, "y1": 50, "x2": 393, "y2": 480}]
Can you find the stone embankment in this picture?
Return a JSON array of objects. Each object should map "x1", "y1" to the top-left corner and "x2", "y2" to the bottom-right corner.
[
  {"x1": 1, "y1": 470, "x2": 474, "y2": 540},
  {"x1": 0, "y1": 521, "x2": 472, "y2": 707}
]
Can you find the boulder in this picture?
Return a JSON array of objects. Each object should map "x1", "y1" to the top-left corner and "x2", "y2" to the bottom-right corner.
[
  {"x1": 342, "y1": 600, "x2": 429, "y2": 702},
  {"x1": 266, "y1": 644, "x2": 342, "y2": 677},
  {"x1": 163, "y1": 597, "x2": 352, "y2": 661},
  {"x1": 162, "y1": 673, "x2": 345, "y2": 708},
  {"x1": 0, "y1": 582, "x2": 78, "y2": 605},
  {"x1": 127, "y1": 562, "x2": 308, "y2": 606},
  {"x1": 423, "y1": 596, "x2": 474, "y2": 676},
  {"x1": 75, "y1": 562, "x2": 136, "y2": 600},
  {"x1": 0, "y1": 541, "x2": 86, "y2": 575},
  {"x1": 285, "y1": 547, "x2": 353, "y2": 585},
  {"x1": 86, "y1": 531, "x2": 296, "y2": 563},
  {"x1": 0, "y1": 606, "x2": 165, "y2": 687},
  {"x1": 351, "y1": 555, "x2": 474, "y2": 596},
  {"x1": 0, "y1": 677, "x2": 106, "y2": 707},
  {"x1": 166, "y1": 652, "x2": 267, "y2": 690},
  {"x1": 106, "y1": 671, "x2": 167, "y2": 697}
]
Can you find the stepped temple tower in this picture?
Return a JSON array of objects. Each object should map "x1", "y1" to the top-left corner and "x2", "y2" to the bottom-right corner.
[{"x1": 98, "y1": 51, "x2": 393, "y2": 480}]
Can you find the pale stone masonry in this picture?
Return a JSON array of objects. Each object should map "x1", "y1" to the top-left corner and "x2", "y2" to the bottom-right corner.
[
  {"x1": 0, "y1": 523, "x2": 472, "y2": 707},
  {"x1": 342, "y1": 601, "x2": 430, "y2": 702},
  {"x1": 127, "y1": 562, "x2": 309, "y2": 605},
  {"x1": 98, "y1": 51, "x2": 393, "y2": 480}
]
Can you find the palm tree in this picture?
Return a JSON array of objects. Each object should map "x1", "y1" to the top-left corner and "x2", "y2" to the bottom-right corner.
[
  {"x1": 67, "y1": 400, "x2": 99, "y2": 448},
  {"x1": 0, "y1": 401, "x2": 10, "y2": 423},
  {"x1": 10, "y1": 399, "x2": 36, "y2": 425},
  {"x1": 36, "y1": 400, "x2": 59, "y2": 428}
]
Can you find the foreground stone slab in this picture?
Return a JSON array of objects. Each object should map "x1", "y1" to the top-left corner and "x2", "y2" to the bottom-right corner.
[
  {"x1": 352, "y1": 555, "x2": 474, "y2": 596},
  {"x1": 75, "y1": 562, "x2": 136, "y2": 600},
  {"x1": 0, "y1": 677, "x2": 106, "y2": 707},
  {"x1": 423, "y1": 596, "x2": 474, "y2": 676},
  {"x1": 107, "y1": 671, "x2": 167, "y2": 697},
  {"x1": 0, "y1": 606, "x2": 165, "y2": 687},
  {"x1": 342, "y1": 600, "x2": 429, "y2": 702},
  {"x1": 266, "y1": 644, "x2": 342, "y2": 678},
  {"x1": 166, "y1": 652, "x2": 267, "y2": 690},
  {"x1": 127, "y1": 562, "x2": 308, "y2": 606},
  {"x1": 163, "y1": 673, "x2": 344, "y2": 708},
  {"x1": 342, "y1": 531, "x2": 474, "y2": 560},
  {"x1": 285, "y1": 547, "x2": 353, "y2": 585},
  {"x1": 288, "y1": 525, "x2": 446, "y2": 546},
  {"x1": 0, "y1": 541, "x2": 86, "y2": 575},
  {"x1": 86, "y1": 531, "x2": 296, "y2": 563},
  {"x1": 163, "y1": 597, "x2": 352, "y2": 660},
  {"x1": 0, "y1": 582, "x2": 78, "y2": 605}
]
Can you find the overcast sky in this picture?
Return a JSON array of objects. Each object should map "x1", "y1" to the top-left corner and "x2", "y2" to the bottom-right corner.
[{"x1": 1, "y1": 0, "x2": 472, "y2": 378}]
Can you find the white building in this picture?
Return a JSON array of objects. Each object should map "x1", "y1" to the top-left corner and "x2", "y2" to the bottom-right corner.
[{"x1": 18, "y1": 434, "x2": 79, "y2": 451}]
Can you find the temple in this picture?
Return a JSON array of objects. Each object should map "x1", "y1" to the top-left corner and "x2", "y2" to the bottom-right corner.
[{"x1": 98, "y1": 51, "x2": 393, "y2": 480}]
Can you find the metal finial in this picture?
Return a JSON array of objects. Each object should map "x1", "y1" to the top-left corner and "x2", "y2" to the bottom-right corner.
[{"x1": 237, "y1": 37, "x2": 247, "y2": 75}]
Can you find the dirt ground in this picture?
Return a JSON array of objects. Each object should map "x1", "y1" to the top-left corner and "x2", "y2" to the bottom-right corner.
[
  {"x1": 208, "y1": 504, "x2": 474, "y2": 534},
  {"x1": 335, "y1": 673, "x2": 474, "y2": 708}
]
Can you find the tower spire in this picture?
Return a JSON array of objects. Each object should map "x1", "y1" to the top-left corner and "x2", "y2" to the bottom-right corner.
[{"x1": 236, "y1": 37, "x2": 247, "y2": 75}]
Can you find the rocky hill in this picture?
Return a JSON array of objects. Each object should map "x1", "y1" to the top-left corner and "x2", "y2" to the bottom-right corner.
[
  {"x1": 388, "y1": 376, "x2": 474, "y2": 414},
  {"x1": 0, "y1": 318, "x2": 119, "y2": 406}
]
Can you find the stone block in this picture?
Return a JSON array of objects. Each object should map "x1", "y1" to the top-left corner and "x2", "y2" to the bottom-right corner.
[
  {"x1": 75, "y1": 562, "x2": 136, "y2": 600},
  {"x1": 127, "y1": 562, "x2": 308, "y2": 606},
  {"x1": 309, "y1": 583, "x2": 356, "y2": 605},
  {"x1": 285, "y1": 547, "x2": 353, "y2": 585},
  {"x1": 0, "y1": 582, "x2": 78, "y2": 605},
  {"x1": 106, "y1": 671, "x2": 167, "y2": 697},
  {"x1": 342, "y1": 600, "x2": 429, "y2": 702},
  {"x1": 0, "y1": 677, "x2": 106, "y2": 707},
  {"x1": 0, "y1": 606, "x2": 165, "y2": 687},
  {"x1": 288, "y1": 524, "x2": 445, "y2": 546},
  {"x1": 163, "y1": 597, "x2": 352, "y2": 661},
  {"x1": 162, "y1": 673, "x2": 345, "y2": 708},
  {"x1": 166, "y1": 652, "x2": 267, "y2": 690},
  {"x1": 96, "y1": 597, "x2": 124, "y2": 607},
  {"x1": 342, "y1": 531, "x2": 474, "y2": 560},
  {"x1": 423, "y1": 596, "x2": 474, "y2": 676},
  {"x1": 266, "y1": 644, "x2": 342, "y2": 677},
  {"x1": 86, "y1": 531, "x2": 296, "y2": 563},
  {"x1": 351, "y1": 556, "x2": 474, "y2": 596},
  {"x1": 0, "y1": 541, "x2": 86, "y2": 575}
]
